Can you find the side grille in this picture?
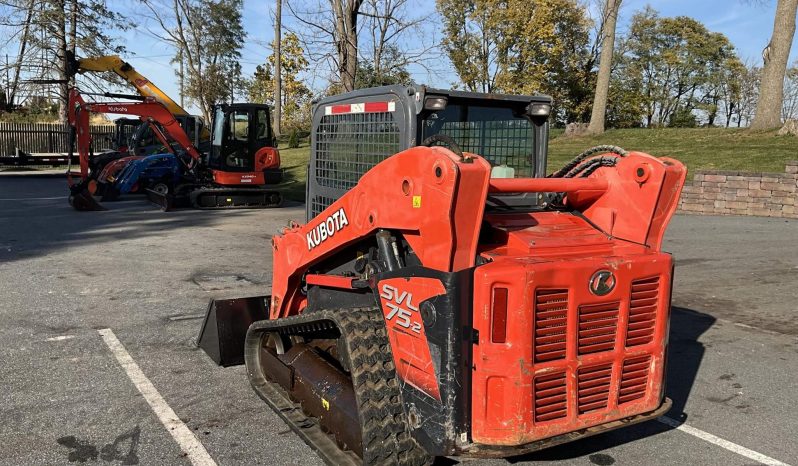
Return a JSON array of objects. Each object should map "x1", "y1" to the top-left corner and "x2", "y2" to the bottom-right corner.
[
  {"x1": 619, "y1": 355, "x2": 651, "y2": 404},
  {"x1": 533, "y1": 371, "x2": 567, "y2": 422},
  {"x1": 534, "y1": 289, "x2": 569, "y2": 362},
  {"x1": 578, "y1": 301, "x2": 620, "y2": 354},
  {"x1": 577, "y1": 363, "x2": 613, "y2": 414},
  {"x1": 626, "y1": 277, "x2": 660, "y2": 347}
]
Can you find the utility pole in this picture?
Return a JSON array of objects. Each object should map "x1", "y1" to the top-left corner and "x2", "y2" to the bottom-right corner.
[{"x1": 274, "y1": 0, "x2": 282, "y2": 137}]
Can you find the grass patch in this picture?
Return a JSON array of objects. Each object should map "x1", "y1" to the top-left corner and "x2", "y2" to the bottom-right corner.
[
  {"x1": 279, "y1": 129, "x2": 798, "y2": 203},
  {"x1": 278, "y1": 142, "x2": 310, "y2": 201},
  {"x1": 549, "y1": 128, "x2": 798, "y2": 173}
]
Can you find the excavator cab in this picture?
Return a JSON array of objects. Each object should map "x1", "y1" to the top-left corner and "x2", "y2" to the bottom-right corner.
[{"x1": 207, "y1": 103, "x2": 281, "y2": 184}]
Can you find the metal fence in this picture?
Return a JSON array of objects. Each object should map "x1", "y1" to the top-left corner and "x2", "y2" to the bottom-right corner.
[{"x1": 0, "y1": 122, "x2": 116, "y2": 157}]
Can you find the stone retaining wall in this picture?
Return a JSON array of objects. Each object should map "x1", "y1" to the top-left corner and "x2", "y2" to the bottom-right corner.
[{"x1": 678, "y1": 161, "x2": 798, "y2": 218}]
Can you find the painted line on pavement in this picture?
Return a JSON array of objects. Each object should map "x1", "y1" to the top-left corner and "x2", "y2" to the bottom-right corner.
[
  {"x1": 98, "y1": 328, "x2": 217, "y2": 466},
  {"x1": 658, "y1": 416, "x2": 791, "y2": 466}
]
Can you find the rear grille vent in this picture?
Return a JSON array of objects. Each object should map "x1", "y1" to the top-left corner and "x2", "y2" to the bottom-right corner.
[
  {"x1": 627, "y1": 277, "x2": 660, "y2": 347},
  {"x1": 533, "y1": 371, "x2": 567, "y2": 422},
  {"x1": 578, "y1": 301, "x2": 620, "y2": 354},
  {"x1": 534, "y1": 289, "x2": 569, "y2": 362},
  {"x1": 619, "y1": 355, "x2": 651, "y2": 404},
  {"x1": 577, "y1": 363, "x2": 613, "y2": 414}
]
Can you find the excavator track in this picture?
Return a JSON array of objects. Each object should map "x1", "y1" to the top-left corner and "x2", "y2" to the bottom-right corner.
[
  {"x1": 189, "y1": 186, "x2": 283, "y2": 209},
  {"x1": 244, "y1": 307, "x2": 432, "y2": 466}
]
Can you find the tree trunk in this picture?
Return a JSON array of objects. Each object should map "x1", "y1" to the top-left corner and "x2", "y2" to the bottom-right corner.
[
  {"x1": 751, "y1": 0, "x2": 798, "y2": 130},
  {"x1": 587, "y1": 0, "x2": 621, "y2": 134},
  {"x1": 55, "y1": 0, "x2": 68, "y2": 123},
  {"x1": 331, "y1": 0, "x2": 362, "y2": 92},
  {"x1": 273, "y1": 0, "x2": 282, "y2": 137},
  {"x1": 344, "y1": 1, "x2": 360, "y2": 91},
  {"x1": 9, "y1": 0, "x2": 35, "y2": 110}
]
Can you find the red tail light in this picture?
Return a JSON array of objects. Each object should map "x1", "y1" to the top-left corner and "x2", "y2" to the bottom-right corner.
[{"x1": 491, "y1": 287, "x2": 508, "y2": 343}]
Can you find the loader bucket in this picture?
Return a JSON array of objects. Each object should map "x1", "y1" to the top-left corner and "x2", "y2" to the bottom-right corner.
[
  {"x1": 197, "y1": 296, "x2": 269, "y2": 367},
  {"x1": 68, "y1": 181, "x2": 106, "y2": 211},
  {"x1": 146, "y1": 188, "x2": 173, "y2": 212}
]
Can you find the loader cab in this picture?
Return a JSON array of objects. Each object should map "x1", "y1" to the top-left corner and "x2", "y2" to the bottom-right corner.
[
  {"x1": 111, "y1": 118, "x2": 140, "y2": 151},
  {"x1": 208, "y1": 103, "x2": 276, "y2": 172},
  {"x1": 307, "y1": 85, "x2": 551, "y2": 220}
]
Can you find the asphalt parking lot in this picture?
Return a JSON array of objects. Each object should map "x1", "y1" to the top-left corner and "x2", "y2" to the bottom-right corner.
[{"x1": 1, "y1": 176, "x2": 796, "y2": 466}]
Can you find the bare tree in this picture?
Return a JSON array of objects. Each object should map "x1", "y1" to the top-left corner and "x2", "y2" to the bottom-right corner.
[
  {"x1": 358, "y1": 0, "x2": 435, "y2": 85},
  {"x1": 0, "y1": 0, "x2": 128, "y2": 121},
  {"x1": 587, "y1": 0, "x2": 622, "y2": 134},
  {"x1": 287, "y1": 0, "x2": 364, "y2": 92},
  {"x1": 750, "y1": 0, "x2": 798, "y2": 129},
  {"x1": 274, "y1": 0, "x2": 282, "y2": 136},
  {"x1": 783, "y1": 63, "x2": 798, "y2": 120},
  {"x1": 7, "y1": 0, "x2": 35, "y2": 109},
  {"x1": 140, "y1": 0, "x2": 246, "y2": 121}
]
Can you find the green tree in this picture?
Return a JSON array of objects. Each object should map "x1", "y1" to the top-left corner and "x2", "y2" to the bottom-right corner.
[
  {"x1": 248, "y1": 65, "x2": 273, "y2": 104},
  {"x1": 142, "y1": 0, "x2": 245, "y2": 122},
  {"x1": 437, "y1": 0, "x2": 593, "y2": 124},
  {"x1": 248, "y1": 32, "x2": 313, "y2": 131},
  {"x1": 619, "y1": 8, "x2": 741, "y2": 127},
  {"x1": 355, "y1": 46, "x2": 411, "y2": 87}
]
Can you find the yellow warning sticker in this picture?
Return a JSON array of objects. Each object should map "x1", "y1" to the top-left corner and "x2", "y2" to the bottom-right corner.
[
  {"x1": 322, "y1": 398, "x2": 330, "y2": 410},
  {"x1": 412, "y1": 196, "x2": 422, "y2": 208}
]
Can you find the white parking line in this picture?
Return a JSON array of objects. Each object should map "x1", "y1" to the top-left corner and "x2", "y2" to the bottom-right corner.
[
  {"x1": 658, "y1": 416, "x2": 791, "y2": 466},
  {"x1": 98, "y1": 328, "x2": 217, "y2": 466}
]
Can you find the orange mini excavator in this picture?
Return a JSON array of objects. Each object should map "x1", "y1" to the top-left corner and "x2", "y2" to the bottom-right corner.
[
  {"x1": 197, "y1": 86, "x2": 686, "y2": 465},
  {"x1": 66, "y1": 88, "x2": 283, "y2": 211}
]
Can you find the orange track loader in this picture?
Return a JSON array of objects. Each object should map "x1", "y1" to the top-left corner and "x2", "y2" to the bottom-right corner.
[{"x1": 197, "y1": 86, "x2": 686, "y2": 465}]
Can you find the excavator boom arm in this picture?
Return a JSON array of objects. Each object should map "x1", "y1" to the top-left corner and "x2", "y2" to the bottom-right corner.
[
  {"x1": 74, "y1": 56, "x2": 190, "y2": 118},
  {"x1": 67, "y1": 88, "x2": 201, "y2": 184}
]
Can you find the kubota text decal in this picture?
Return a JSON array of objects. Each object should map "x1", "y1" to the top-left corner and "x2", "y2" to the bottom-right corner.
[{"x1": 306, "y1": 207, "x2": 349, "y2": 250}]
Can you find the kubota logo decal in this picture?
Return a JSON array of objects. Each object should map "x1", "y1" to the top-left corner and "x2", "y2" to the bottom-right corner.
[
  {"x1": 306, "y1": 207, "x2": 348, "y2": 250},
  {"x1": 108, "y1": 106, "x2": 128, "y2": 112},
  {"x1": 589, "y1": 270, "x2": 616, "y2": 296}
]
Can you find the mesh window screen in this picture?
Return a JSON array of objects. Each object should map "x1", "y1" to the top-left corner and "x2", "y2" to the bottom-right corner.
[
  {"x1": 422, "y1": 105, "x2": 534, "y2": 177},
  {"x1": 314, "y1": 112, "x2": 401, "y2": 190}
]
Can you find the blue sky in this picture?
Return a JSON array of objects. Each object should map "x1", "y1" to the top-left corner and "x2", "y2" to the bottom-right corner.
[{"x1": 117, "y1": 0, "x2": 798, "y2": 115}]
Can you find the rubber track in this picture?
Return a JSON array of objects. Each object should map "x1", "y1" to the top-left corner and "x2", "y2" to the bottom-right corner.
[
  {"x1": 245, "y1": 308, "x2": 432, "y2": 466},
  {"x1": 190, "y1": 186, "x2": 282, "y2": 210}
]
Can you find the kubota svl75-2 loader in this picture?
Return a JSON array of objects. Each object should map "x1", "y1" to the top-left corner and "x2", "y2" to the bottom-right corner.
[{"x1": 197, "y1": 86, "x2": 686, "y2": 465}]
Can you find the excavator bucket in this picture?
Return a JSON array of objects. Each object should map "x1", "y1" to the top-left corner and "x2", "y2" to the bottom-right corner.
[
  {"x1": 145, "y1": 188, "x2": 173, "y2": 211},
  {"x1": 68, "y1": 181, "x2": 106, "y2": 211},
  {"x1": 196, "y1": 295, "x2": 269, "y2": 367}
]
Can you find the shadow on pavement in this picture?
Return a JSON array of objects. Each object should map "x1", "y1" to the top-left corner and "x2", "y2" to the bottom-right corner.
[
  {"x1": 0, "y1": 178, "x2": 252, "y2": 263},
  {"x1": 436, "y1": 306, "x2": 716, "y2": 465}
]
